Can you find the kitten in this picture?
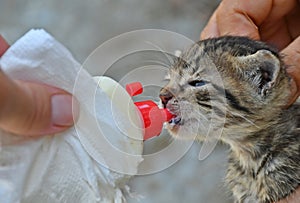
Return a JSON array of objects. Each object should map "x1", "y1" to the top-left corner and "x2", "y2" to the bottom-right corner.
[{"x1": 160, "y1": 36, "x2": 300, "y2": 203}]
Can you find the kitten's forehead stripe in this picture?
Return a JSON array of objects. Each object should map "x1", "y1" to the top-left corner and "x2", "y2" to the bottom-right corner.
[{"x1": 200, "y1": 36, "x2": 279, "y2": 57}]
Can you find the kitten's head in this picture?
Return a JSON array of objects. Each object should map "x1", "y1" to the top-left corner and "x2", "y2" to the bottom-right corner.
[{"x1": 160, "y1": 36, "x2": 291, "y2": 141}]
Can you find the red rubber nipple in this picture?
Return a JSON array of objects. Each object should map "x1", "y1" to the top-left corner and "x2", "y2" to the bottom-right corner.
[{"x1": 126, "y1": 82, "x2": 175, "y2": 141}]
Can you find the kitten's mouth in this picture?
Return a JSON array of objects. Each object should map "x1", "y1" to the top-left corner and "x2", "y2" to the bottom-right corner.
[{"x1": 168, "y1": 116, "x2": 182, "y2": 126}]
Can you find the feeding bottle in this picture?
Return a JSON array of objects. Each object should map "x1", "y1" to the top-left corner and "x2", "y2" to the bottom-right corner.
[{"x1": 94, "y1": 76, "x2": 174, "y2": 141}]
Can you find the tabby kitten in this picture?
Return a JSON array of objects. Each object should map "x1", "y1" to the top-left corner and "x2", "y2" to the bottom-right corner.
[{"x1": 160, "y1": 36, "x2": 300, "y2": 203}]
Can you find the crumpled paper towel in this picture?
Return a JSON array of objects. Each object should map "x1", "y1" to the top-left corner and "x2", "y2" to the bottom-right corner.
[{"x1": 0, "y1": 29, "x2": 143, "y2": 203}]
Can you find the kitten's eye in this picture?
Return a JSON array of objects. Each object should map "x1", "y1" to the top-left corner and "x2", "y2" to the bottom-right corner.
[{"x1": 188, "y1": 80, "x2": 206, "y2": 87}]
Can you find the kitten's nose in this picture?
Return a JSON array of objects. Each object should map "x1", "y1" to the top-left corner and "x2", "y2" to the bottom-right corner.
[{"x1": 159, "y1": 88, "x2": 174, "y2": 107}]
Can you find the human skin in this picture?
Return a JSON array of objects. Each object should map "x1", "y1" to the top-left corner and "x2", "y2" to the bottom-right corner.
[{"x1": 0, "y1": 35, "x2": 79, "y2": 136}]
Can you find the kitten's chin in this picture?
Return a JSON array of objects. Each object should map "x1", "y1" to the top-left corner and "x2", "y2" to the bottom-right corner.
[
  {"x1": 166, "y1": 116, "x2": 211, "y2": 140},
  {"x1": 166, "y1": 123, "x2": 180, "y2": 134},
  {"x1": 166, "y1": 115, "x2": 182, "y2": 131},
  {"x1": 165, "y1": 121, "x2": 184, "y2": 139},
  {"x1": 165, "y1": 119, "x2": 198, "y2": 140}
]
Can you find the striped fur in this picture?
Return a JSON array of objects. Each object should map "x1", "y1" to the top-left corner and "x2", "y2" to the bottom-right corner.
[{"x1": 161, "y1": 36, "x2": 300, "y2": 203}]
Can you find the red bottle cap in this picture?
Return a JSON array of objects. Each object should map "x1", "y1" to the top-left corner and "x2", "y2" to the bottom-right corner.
[{"x1": 126, "y1": 82, "x2": 175, "y2": 141}]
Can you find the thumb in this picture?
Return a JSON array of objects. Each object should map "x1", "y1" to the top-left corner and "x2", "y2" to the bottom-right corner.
[
  {"x1": 0, "y1": 71, "x2": 79, "y2": 136},
  {"x1": 281, "y1": 36, "x2": 300, "y2": 106},
  {"x1": 201, "y1": 0, "x2": 263, "y2": 40}
]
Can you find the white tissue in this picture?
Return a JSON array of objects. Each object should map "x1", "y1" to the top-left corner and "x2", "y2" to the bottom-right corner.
[{"x1": 0, "y1": 29, "x2": 143, "y2": 203}]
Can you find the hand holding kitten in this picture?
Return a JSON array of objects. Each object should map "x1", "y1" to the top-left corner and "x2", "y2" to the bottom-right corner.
[{"x1": 201, "y1": 0, "x2": 300, "y2": 107}]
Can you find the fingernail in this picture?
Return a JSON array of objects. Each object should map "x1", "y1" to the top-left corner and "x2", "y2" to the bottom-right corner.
[{"x1": 51, "y1": 94, "x2": 79, "y2": 127}]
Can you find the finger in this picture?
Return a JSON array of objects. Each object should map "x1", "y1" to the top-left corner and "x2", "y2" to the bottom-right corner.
[
  {"x1": 260, "y1": 19, "x2": 293, "y2": 50},
  {"x1": 200, "y1": 11, "x2": 220, "y2": 39},
  {"x1": 258, "y1": 0, "x2": 297, "y2": 49},
  {"x1": 215, "y1": 0, "x2": 273, "y2": 39},
  {"x1": 286, "y1": 1, "x2": 300, "y2": 40},
  {"x1": 281, "y1": 36, "x2": 300, "y2": 106},
  {"x1": 0, "y1": 71, "x2": 79, "y2": 136},
  {"x1": 0, "y1": 35, "x2": 9, "y2": 56}
]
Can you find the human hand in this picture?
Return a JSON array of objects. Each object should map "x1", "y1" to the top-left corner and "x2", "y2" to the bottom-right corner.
[
  {"x1": 0, "y1": 35, "x2": 79, "y2": 136},
  {"x1": 201, "y1": 0, "x2": 300, "y2": 106}
]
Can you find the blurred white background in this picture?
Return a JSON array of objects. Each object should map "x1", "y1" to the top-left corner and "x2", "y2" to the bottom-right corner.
[{"x1": 0, "y1": 0, "x2": 233, "y2": 202}]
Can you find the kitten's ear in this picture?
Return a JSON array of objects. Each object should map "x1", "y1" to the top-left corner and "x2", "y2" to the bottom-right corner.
[{"x1": 238, "y1": 50, "x2": 281, "y2": 97}]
